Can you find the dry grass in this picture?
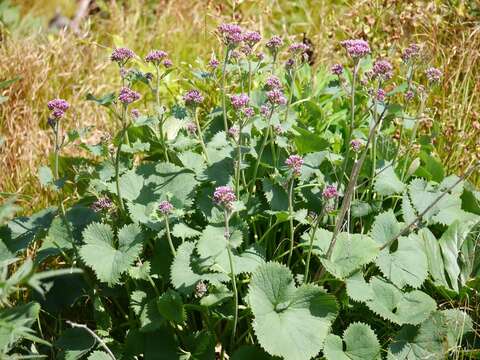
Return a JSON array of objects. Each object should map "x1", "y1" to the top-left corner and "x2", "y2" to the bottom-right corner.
[{"x1": 1, "y1": 0, "x2": 480, "y2": 211}]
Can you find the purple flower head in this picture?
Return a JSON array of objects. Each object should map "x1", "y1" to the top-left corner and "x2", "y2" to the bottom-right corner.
[
  {"x1": 376, "y1": 88, "x2": 386, "y2": 102},
  {"x1": 230, "y1": 50, "x2": 242, "y2": 60},
  {"x1": 230, "y1": 93, "x2": 249, "y2": 110},
  {"x1": 163, "y1": 59, "x2": 173, "y2": 68},
  {"x1": 217, "y1": 23, "x2": 244, "y2": 47},
  {"x1": 243, "y1": 107, "x2": 255, "y2": 118},
  {"x1": 183, "y1": 89, "x2": 204, "y2": 107},
  {"x1": 274, "y1": 124, "x2": 285, "y2": 135},
  {"x1": 244, "y1": 31, "x2": 262, "y2": 46},
  {"x1": 48, "y1": 98, "x2": 70, "y2": 118},
  {"x1": 340, "y1": 39, "x2": 371, "y2": 58},
  {"x1": 260, "y1": 104, "x2": 271, "y2": 116},
  {"x1": 91, "y1": 197, "x2": 113, "y2": 212},
  {"x1": 350, "y1": 139, "x2": 363, "y2": 153},
  {"x1": 186, "y1": 121, "x2": 197, "y2": 135},
  {"x1": 145, "y1": 50, "x2": 168, "y2": 64},
  {"x1": 288, "y1": 42, "x2": 308, "y2": 55},
  {"x1": 131, "y1": 109, "x2": 140, "y2": 118},
  {"x1": 425, "y1": 67, "x2": 442, "y2": 83},
  {"x1": 240, "y1": 44, "x2": 253, "y2": 56},
  {"x1": 111, "y1": 47, "x2": 135, "y2": 63},
  {"x1": 372, "y1": 59, "x2": 393, "y2": 80},
  {"x1": 228, "y1": 126, "x2": 239, "y2": 140},
  {"x1": 401, "y1": 43, "x2": 421, "y2": 63},
  {"x1": 213, "y1": 186, "x2": 236, "y2": 209},
  {"x1": 209, "y1": 57, "x2": 220, "y2": 69},
  {"x1": 266, "y1": 35, "x2": 283, "y2": 51},
  {"x1": 285, "y1": 154, "x2": 304, "y2": 176},
  {"x1": 265, "y1": 75, "x2": 282, "y2": 89},
  {"x1": 331, "y1": 64, "x2": 344, "y2": 75},
  {"x1": 404, "y1": 90, "x2": 414, "y2": 101},
  {"x1": 158, "y1": 200, "x2": 174, "y2": 215},
  {"x1": 267, "y1": 89, "x2": 287, "y2": 106},
  {"x1": 322, "y1": 185, "x2": 338, "y2": 199},
  {"x1": 256, "y1": 52, "x2": 265, "y2": 61},
  {"x1": 285, "y1": 58, "x2": 295, "y2": 69},
  {"x1": 119, "y1": 87, "x2": 141, "y2": 105}
]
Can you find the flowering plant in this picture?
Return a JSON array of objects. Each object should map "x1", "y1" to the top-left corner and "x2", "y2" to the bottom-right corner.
[{"x1": 1, "y1": 25, "x2": 479, "y2": 360}]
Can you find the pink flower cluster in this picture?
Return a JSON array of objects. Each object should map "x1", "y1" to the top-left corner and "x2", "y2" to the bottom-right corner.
[
  {"x1": 322, "y1": 185, "x2": 338, "y2": 199},
  {"x1": 288, "y1": 42, "x2": 309, "y2": 55},
  {"x1": 183, "y1": 89, "x2": 204, "y2": 106},
  {"x1": 350, "y1": 139, "x2": 363, "y2": 153},
  {"x1": 230, "y1": 93, "x2": 250, "y2": 110},
  {"x1": 266, "y1": 35, "x2": 283, "y2": 50},
  {"x1": 111, "y1": 47, "x2": 135, "y2": 63},
  {"x1": 425, "y1": 67, "x2": 442, "y2": 83},
  {"x1": 91, "y1": 197, "x2": 113, "y2": 212},
  {"x1": 244, "y1": 31, "x2": 262, "y2": 46},
  {"x1": 209, "y1": 57, "x2": 220, "y2": 69},
  {"x1": 331, "y1": 64, "x2": 344, "y2": 75},
  {"x1": 47, "y1": 98, "x2": 70, "y2": 118},
  {"x1": 401, "y1": 43, "x2": 420, "y2": 63},
  {"x1": 372, "y1": 59, "x2": 393, "y2": 80},
  {"x1": 158, "y1": 200, "x2": 174, "y2": 215},
  {"x1": 119, "y1": 87, "x2": 141, "y2": 105},
  {"x1": 265, "y1": 75, "x2": 282, "y2": 89},
  {"x1": 217, "y1": 23, "x2": 244, "y2": 47},
  {"x1": 376, "y1": 88, "x2": 386, "y2": 102},
  {"x1": 243, "y1": 107, "x2": 255, "y2": 118},
  {"x1": 266, "y1": 89, "x2": 287, "y2": 106},
  {"x1": 145, "y1": 50, "x2": 167, "y2": 63},
  {"x1": 186, "y1": 121, "x2": 197, "y2": 135},
  {"x1": 285, "y1": 154, "x2": 304, "y2": 176},
  {"x1": 341, "y1": 39, "x2": 371, "y2": 58},
  {"x1": 213, "y1": 186, "x2": 237, "y2": 208}
]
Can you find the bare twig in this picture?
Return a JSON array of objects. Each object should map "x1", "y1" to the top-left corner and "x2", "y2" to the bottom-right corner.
[{"x1": 66, "y1": 321, "x2": 116, "y2": 360}]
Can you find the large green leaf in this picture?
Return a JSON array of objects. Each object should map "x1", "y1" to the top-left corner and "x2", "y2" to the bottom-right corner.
[
  {"x1": 79, "y1": 223, "x2": 143, "y2": 286},
  {"x1": 305, "y1": 229, "x2": 379, "y2": 279},
  {"x1": 248, "y1": 262, "x2": 338, "y2": 360},
  {"x1": 346, "y1": 276, "x2": 436, "y2": 325},
  {"x1": 438, "y1": 219, "x2": 479, "y2": 292},
  {"x1": 374, "y1": 164, "x2": 405, "y2": 196},
  {"x1": 376, "y1": 234, "x2": 428, "y2": 289},
  {"x1": 170, "y1": 242, "x2": 229, "y2": 294},
  {"x1": 418, "y1": 228, "x2": 449, "y2": 288},
  {"x1": 54, "y1": 327, "x2": 95, "y2": 360},
  {"x1": 387, "y1": 309, "x2": 473, "y2": 359},
  {"x1": 324, "y1": 322, "x2": 381, "y2": 360}
]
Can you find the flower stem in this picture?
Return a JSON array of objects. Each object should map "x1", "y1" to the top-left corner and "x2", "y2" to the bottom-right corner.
[
  {"x1": 156, "y1": 65, "x2": 170, "y2": 162},
  {"x1": 224, "y1": 210, "x2": 238, "y2": 350},
  {"x1": 194, "y1": 107, "x2": 210, "y2": 165},
  {"x1": 304, "y1": 209, "x2": 324, "y2": 282},
  {"x1": 286, "y1": 178, "x2": 295, "y2": 267},
  {"x1": 248, "y1": 107, "x2": 274, "y2": 197},
  {"x1": 164, "y1": 215, "x2": 176, "y2": 256},
  {"x1": 114, "y1": 106, "x2": 127, "y2": 212},
  {"x1": 221, "y1": 48, "x2": 230, "y2": 132}
]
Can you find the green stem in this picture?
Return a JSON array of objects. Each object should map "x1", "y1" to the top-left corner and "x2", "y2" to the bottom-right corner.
[
  {"x1": 304, "y1": 208, "x2": 324, "y2": 282},
  {"x1": 53, "y1": 120, "x2": 76, "y2": 258},
  {"x1": 339, "y1": 61, "x2": 359, "y2": 185},
  {"x1": 284, "y1": 68, "x2": 297, "y2": 123},
  {"x1": 286, "y1": 178, "x2": 295, "y2": 267},
  {"x1": 156, "y1": 65, "x2": 170, "y2": 162},
  {"x1": 221, "y1": 48, "x2": 230, "y2": 132},
  {"x1": 164, "y1": 215, "x2": 176, "y2": 256},
  {"x1": 114, "y1": 106, "x2": 128, "y2": 212},
  {"x1": 224, "y1": 210, "x2": 238, "y2": 350},
  {"x1": 248, "y1": 107, "x2": 274, "y2": 197},
  {"x1": 194, "y1": 107, "x2": 210, "y2": 165},
  {"x1": 235, "y1": 127, "x2": 242, "y2": 198}
]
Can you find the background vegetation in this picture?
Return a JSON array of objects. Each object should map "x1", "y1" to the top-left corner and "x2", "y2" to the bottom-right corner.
[{"x1": 1, "y1": 0, "x2": 480, "y2": 211}]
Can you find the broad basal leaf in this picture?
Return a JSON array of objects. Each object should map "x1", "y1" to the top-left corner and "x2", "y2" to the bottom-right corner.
[
  {"x1": 170, "y1": 242, "x2": 229, "y2": 294},
  {"x1": 248, "y1": 262, "x2": 338, "y2": 360},
  {"x1": 374, "y1": 164, "x2": 405, "y2": 196},
  {"x1": 418, "y1": 228, "x2": 449, "y2": 288},
  {"x1": 376, "y1": 234, "x2": 428, "y2": 289},
  {"x1": 324, "y1": 322, "x2": 381, "y2": 360},
  {"x1": 387, "y1": 309, "x2": 473, "y2": 360},
  {"x1": 305, "y1": 229, "x2": 379, "y2": 279},
  {"x1": 346, "y1": 275, "x2": 436, "y2": 326},
  {"x1": 80, "y1": 223, "x2": 143, "y2": 286}
]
